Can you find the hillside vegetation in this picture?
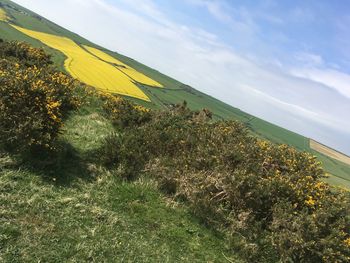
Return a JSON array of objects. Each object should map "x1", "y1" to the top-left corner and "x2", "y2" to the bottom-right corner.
[
  {"x1": 1, "y1": 0, "x2": 349, "y2": 188},
  {"x1": 1, "y1": 40, "x2": 350, "y2": 262},
  {"x1": 0, "y1": 40, "x2": 242, "y2": 262}
]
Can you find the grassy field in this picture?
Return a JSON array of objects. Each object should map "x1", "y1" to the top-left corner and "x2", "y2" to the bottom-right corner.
[
  {"x1": 0, "y1": 95, "x2": 242, "y2": 262},
  {"x1": 0, "y1": 0, "x2": 349, "y2": 187}
]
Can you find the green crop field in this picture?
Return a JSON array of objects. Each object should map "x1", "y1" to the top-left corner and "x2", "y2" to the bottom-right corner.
[{"x1": 0, "y1": 0, "x2": 349, "y2": 188}]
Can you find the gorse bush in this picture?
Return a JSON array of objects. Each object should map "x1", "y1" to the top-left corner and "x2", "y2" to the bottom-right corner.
[
  {"x1": 98, "y1": 102, "x2": 214, "y2": 178},
  {"x1": 271, "y1": 197, "x2": 350, "y2": 262},
  {"x1": 100, "y1": 102, "x2": 350, "y2": 262},
  {"x1": 0, "y1": 39, "x2": 52, "y2": 67},
  {"x1": 0, "y1": 40, "x2": 81, "y2": 153},
  {"x1": 100, "y1": 92, "x2": 152, "y2": 129}
]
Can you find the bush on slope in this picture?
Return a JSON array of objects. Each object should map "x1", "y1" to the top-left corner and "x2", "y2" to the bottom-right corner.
[{"x1": 99, "y1": 98, "x2": 350, "y2": 262}]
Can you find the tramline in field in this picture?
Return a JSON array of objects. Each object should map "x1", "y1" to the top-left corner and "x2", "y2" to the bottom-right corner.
[{"x1": 83, "y1": 45, "x2": 163, "y2": 88}]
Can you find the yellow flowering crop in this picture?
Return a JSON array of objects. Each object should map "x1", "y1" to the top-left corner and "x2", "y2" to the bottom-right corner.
[
  {"x1": 83, "y1": 45, "x2": 163, "y2": 88},
  {"x1": 0, "y1": 8, "x2": 9, "y2": 21},
  {"x1": 11, "y1": 25, "x2": 151, "y2": 101}
]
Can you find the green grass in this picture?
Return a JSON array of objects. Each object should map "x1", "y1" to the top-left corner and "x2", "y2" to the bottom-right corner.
[
  {"x1": 0, "y1": 98, "x2": 242, "y2": 262},
  {"x1": 246, "y1": 118, "x2": 309, "y2": 151},
  {"x1": 312, "y1": 151, "x2": 350, "y2": 181},
  {"x1": 0, "y1": 21, "x2": 40, "y2": 45},
  {"x1": 0, "y1": 168, "x2": 238, "y2": 262},
  {"x1": 324, "y1": 174, "x2": 350, "y2": 190}
]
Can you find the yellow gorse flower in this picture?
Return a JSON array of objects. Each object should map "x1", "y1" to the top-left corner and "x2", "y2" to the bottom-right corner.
[
  {"x1": 305, "y1": 196, "x2": 316, "y2": 207},
  {"x1": 344, "y1": 237, "x2": 350, "y2": 247}
]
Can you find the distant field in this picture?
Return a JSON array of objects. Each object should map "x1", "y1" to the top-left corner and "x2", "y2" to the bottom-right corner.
[
  {"x1": 0, "y1": 7, "x2": 8, "y2": 21},
  {"x1": 84, "y1": 45, "x2": 163, "y2": 88},
  {"x1": 12, "y1": 25, "x2": 151, "y2": 101},
  {"x1": 324, "y1": 173, "x2": 350, "y2": 190},
  {"x1": 310, "y1": 140, "x2": 350, "y2": 166}
]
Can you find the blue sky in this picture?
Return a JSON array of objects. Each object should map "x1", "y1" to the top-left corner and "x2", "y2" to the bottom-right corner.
[{"x1": 13, "y1": 0, "x2": 350, "y2": 154}]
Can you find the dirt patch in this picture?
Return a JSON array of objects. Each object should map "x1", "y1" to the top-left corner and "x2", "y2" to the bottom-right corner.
[{"x1": 310, "y1": 139, "x2": 350, "y2": 165}]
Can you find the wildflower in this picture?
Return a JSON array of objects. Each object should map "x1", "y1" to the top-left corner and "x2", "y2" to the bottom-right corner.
[{"x1": 344, "y1": 238, "x2": 350, "y2": 247}]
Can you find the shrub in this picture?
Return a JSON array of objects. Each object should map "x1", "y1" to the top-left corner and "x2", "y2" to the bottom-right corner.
[
  {"x1": 271, "y1": 195, "x2": 350, "y2": 262},
  {"x1": 100, "y1": 103, "x2": 350, "y2": 262},
  {"x1": 0, "y1": 40, "x2": 52, "y2": 67},
  {"x1": 0, "y1": 41, "x2": 81, "y2": 153},
  {"x1": 97, "y1": 130, "x2": 151, "y2": 179},
  {"x1": 100, "y1": 92, "x2": 152, "y2": 129}
]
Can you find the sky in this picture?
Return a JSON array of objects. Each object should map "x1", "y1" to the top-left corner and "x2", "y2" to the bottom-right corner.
[{"x1": 12, "y1": 0, "x2": 350, "y2": 155}]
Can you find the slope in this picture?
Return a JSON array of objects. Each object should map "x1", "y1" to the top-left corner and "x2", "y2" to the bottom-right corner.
[
  {"x1": 0, "y1": 94, "x2": 241, "y2": 262},
  {"x1": 0, "y1": 0, "x2": 349, "y2": 187}
]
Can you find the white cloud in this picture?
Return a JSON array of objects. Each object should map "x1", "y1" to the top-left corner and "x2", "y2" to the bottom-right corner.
[
  {"x1": 291, "y1": 68, "x2": 350, "y2": 99},
  {"x1": 185, "y1": 0, "x2": 257, "y2": 37},
  {"x1": 186, "y1": 0, "x2": 233, "y2": 24},
  {"x1": 294, "y1": 52, "x2": 324, "y2": 67}
]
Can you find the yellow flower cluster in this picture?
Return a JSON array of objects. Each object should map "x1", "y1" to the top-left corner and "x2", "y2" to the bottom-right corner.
[
  {"x1": 305, "y1": 196, "x2": 316, "y2": 207},
  {"x1": 252, "y1": 138, "x2": 330, "y2": 209},
  {"x1": 46, "y1": 100, "x2": 61, "y2": 122},
  {"x1": 133, "y1": 105, "x2": 150, "y2": 113},
  {"x1": 344, "y1": 237, "x2": 350, "y2": 247}
]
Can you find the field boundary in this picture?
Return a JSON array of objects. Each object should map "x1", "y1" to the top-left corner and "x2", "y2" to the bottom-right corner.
[{"x1": 310, "y1": 139, "x2": 350, "y2": 166}]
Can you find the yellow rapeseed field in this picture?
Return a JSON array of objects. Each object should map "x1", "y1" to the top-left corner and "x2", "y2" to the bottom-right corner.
[
  {"x1": 0, "y1": 8, "x2": 9, "y2": 21},
  {"x1": 84, "y1": 46, "x2": 163, "y2": 88},
  {"x1": 11, "y1": 25, "x2": 151, "y2": 101}
]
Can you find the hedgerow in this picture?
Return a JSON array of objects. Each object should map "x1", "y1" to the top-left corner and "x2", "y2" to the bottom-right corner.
[{"x1": 99, "y1": 101, "x2": 350, "y2": 262}]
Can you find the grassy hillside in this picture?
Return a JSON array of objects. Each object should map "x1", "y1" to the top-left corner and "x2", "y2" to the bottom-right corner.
[
  {"x1": 0, "y1": 96, "x2": 241, "y2": 262},
  {"x1": 0, "y1": 0, "x2": 349, "y2": 187},
  {"x1": 1, "y1": 39, "x2": 349, "y2": 262}
]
